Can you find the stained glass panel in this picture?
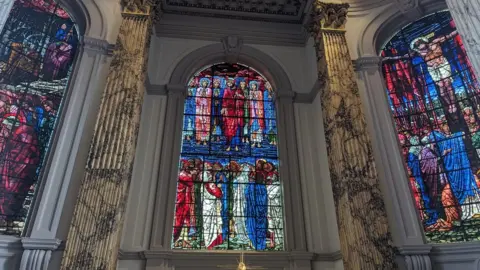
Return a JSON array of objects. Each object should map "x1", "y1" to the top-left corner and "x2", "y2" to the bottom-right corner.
[
  {"x1": 172, "y1": 63, "x2": 284, "y2": 251},
  {"x1": 381, "y1": 11, "x2": 480, "y2": 243},
  {"x1": 0, "y1": 0, "x2": 78, "y2": 235}
]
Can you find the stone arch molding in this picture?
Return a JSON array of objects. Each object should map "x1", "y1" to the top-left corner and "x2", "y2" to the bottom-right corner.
[
  {"x1": 357, "y1": 1, "x2": 448, "y2": 56},
  {"x1": 58, "y1": 0, "x2": 119, "y2": 42},
  {"x1": 350, "y1": 3, "x2": 480, "y2": 269},
  {"x1": 168, "y1": 41, "x2": 295, "y2": 97},
  {"x1": 13, "y1": 0, "x2": 121, "y2": 269},
  {"x1": 144, "y1": 37, "x2": 308, "y2": 258}
]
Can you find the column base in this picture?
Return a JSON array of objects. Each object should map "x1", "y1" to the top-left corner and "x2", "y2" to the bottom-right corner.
[
  {"x1": 397, "y1": 245, "x2": 432, "y2": 270},
  {"x1": 20, "y1": 238, "x2": 62, "y2": 270}
]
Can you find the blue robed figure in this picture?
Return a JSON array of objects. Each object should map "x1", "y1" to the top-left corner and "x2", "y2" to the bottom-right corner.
[
  {"x1": 263, "y1": 82, "x2": 276, "y2": 145},
  {"x1": 183, "y1": 82, "x2": 196, "y2": 140},
  {"x1": 408, "y1": 137, "x2": 437, "y2": 225},
  {"x1": 244, "y1": 161, "x2": 268, "y2": 250},
  {"x1": 429, "y1": 129, "x2": 478, "y2": 205}
]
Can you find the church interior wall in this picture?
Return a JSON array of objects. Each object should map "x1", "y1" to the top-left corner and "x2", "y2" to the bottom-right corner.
[
  {"x1": 147, "y1": 36, "x2": 318, "y2": 93},
  {"x1": 119, "y1": 29, "x2": 340, "y2": 269}
]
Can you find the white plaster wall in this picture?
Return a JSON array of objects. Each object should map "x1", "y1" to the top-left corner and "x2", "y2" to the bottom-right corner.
[
  {"x1": 147, "y1": 36, "x2": 318, "y2": 93},
  {"x1": 345, "y1": 3, "x2": 395, "y2": 59},
  {"x1": 120, "y1": 94, "x2": 168, "y2": 252},
  {"x1": 294, "y1": 94, "x2": 343, "y2": 270},
  {"x1": 147, "y1": 36, "x2": 216, "y2": 85},
  {"x1": 251, "y1": 41, "x2": 318, "y2": 93}
]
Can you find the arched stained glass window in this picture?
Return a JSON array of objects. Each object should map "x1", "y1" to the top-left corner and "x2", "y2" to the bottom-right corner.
[
  {"x1": 172, "y1": 63, "x2": 284, "y2": 251},
  {"x1": 0, "y1": 0, "x2": 78, "y2": 235},
  {"x1": 381, "y1": 11, "x2": 480, "y2": 243}
]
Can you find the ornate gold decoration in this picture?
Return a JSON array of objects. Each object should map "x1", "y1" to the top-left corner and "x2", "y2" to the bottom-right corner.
[
  {"x1": 309, "y1": 1, "x2": 349, "y2": 32},
  {"x1": 122, "y1": 0, "x2": 155, "y2": 16},
  {"x1": 217, "y1": 253, "x2": 267, "y2": 270}
]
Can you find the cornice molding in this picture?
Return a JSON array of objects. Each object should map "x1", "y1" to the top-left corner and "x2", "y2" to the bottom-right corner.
[
  {"x1": 21, "y1": 237, "x2": 62, "y2": 250},
  {"x1": 118, "y1": 249, "x2": 341, "y2": 262},
  {"x1": 353, "y1": 56, "x2": 383, "y2": 71},
  {"x1": 81, "y1": 36, "x2": 115, "y2": 56},
  {"x1": 161, "y1": 0, "x2": 307, "y2": 24},
  {"x1": 155, "y1": 14, "x2": 308, "y2": 47}
]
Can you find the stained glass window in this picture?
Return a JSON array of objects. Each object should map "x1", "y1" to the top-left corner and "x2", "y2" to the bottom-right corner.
[
  {"x1": 0, "y1": 0, "x2": 78, "y2": 235},
  {"x1": 381, "y1": 11, "x2": 480, "y2": 243},
  {"x1": 172, "y1": 63, "x2": 284, "y2": 251}
]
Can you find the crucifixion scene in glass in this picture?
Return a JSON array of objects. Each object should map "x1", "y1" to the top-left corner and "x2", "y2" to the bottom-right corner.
[{"x1": 382, "y1": 11, "x2": 480, "y2": 243}]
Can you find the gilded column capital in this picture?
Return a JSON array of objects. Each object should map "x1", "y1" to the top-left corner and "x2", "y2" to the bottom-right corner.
[
  {"x1": 308, "y1": 1, "x2": 349, "y2": 33},
  {"x1": 122, "y1": 0, "x2": 161, "y2": 19}
]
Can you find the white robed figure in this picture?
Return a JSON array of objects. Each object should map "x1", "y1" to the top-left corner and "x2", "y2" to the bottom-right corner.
[
  {"x1": 201, "y1": 166, "x2": 223, "y2": 248},
  {"x1": 232, "y1": 163, "x2": 251, "y2": 244},
  {"x1": 266, "y1": 170, "x2": 282, "y2": 247}
]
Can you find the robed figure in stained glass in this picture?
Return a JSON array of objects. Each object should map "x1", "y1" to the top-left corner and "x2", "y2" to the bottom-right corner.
[
  {"x1": 222, "y1": 79, "x2": 244, "y2": 152},
  {"x1": 42, "y1": 23, "x2": 76, "y2": 81},
  {"x1": 430, "y1": 124, "x2": 480, "y2": 220},
  {"x1": 195, "y1": 78, "x2": 212, "y2": 145},
  {"x1": 239, "y1": 80, "x2": 250, "y2": 144},
  {"x1": 173, "y1": 159, "x2": 198, "y2": 248},
  {"x1": 249, "y1": 81, "x2": 264, "y2": 148},
  {"x1": 212, "y1": 78, "x2": 223, "y2": 142},
  {"x1": 201, "y1": 162, "x2": 223, "y2": 249},
  {"x1": 263, "y1": 82, "x2": 276, "y2": 145},
  {"x1": 245, "y1": 159, "x2": 268, "y2": 250}
]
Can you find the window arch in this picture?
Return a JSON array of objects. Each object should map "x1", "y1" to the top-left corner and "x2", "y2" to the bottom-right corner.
[
  {"x1": 0, "y1": 0, "x2": 78, "y2": 236},
  {"x1": 171, "y1": 62, "x2": 284, "y2": 251},
  {"x1": 381, "y1": 11, "x2": 480, "y2": 243}
]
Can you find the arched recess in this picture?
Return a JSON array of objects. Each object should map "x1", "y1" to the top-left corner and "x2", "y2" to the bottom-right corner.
[
  {"x1": 169, "y1": 43, "x2": 295, "y2": 97},
  {"x1": 0, "y1": 1, "x2": 121, "y2": 270},
  {"x1": 354, "y1": 0, "x2": 474, "y2": 251},
  {"x1": 0, "y1": 0, "x2": 118, "y2": 269},
  {"x1": 358, "y1": 1, "x2": 448, "y2": 56},
  {"x1": 148, "y1": 42, "x2": 308, "y2": 257}
]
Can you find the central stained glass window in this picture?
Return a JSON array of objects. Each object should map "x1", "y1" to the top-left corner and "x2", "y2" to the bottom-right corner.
[{"x1": 172, "y1": 63, "x2": 284, "y2": 251}]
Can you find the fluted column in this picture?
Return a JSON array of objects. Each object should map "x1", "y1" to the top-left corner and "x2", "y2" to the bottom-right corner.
[
  {"x1": 446, "y1": 0, "x2": 480, "y2": 76},
  {"x1": 308, "y1": 2, "x2": 397, "y2": 269},
  {"x1": 61, "y1": 2, "x2": 155, "y2": 269}
]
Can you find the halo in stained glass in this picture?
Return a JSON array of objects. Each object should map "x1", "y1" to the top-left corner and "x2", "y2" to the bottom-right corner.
[
  {"x1": 0, "y1": 0, "x2": 79, "y2": 235},
  {"x1": 172, "y1": 63, "x2": 284, "y2": 251},
  {"x1": 381, "y1": 11, "x2": 480, "y2": 243}
]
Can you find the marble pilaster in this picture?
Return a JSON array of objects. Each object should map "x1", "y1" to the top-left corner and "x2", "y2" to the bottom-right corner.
[
  {"x1": 354, "y1": 56, "x2": 432, "y2": 270},
  {"x1": 60, "y1": 2, "x2": 155, "y2": 269},
  {"x1": 446, "y1": 0, "x2": 480, "y2": 76},
  {"x1": 308, "y1": 2, "x2": 397, "y2": 269},
  {"x1": 0, "y1": 0, "x2": 14, "y2": 33},
  {"x1": 17, "y1": 35, "x2": 115, "y2": 270}
]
